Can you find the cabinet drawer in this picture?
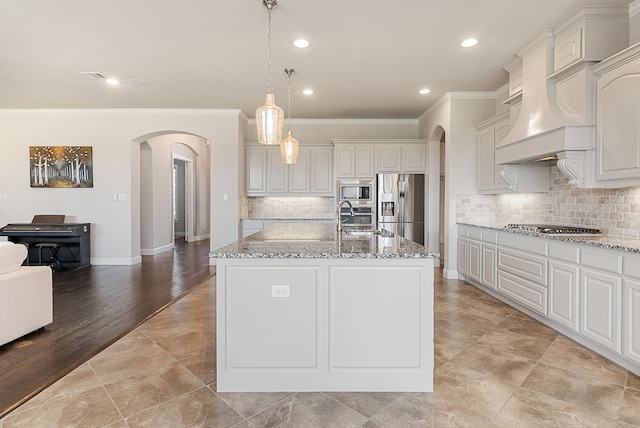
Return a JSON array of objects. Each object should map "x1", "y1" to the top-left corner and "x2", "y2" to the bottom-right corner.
[
  {"x1": 549, "y1": 242, "x2": 580, "y2": 264},
  {"x1": 482, "y1": 230, "x2": 498, "y2": 244},
  {"x1": 623, "y1": 254, "x2": 640, "y2": 279},
  {"x1": 458, "y1": 225, "x2": 468, "y2": 237},
  {"x1": 582, "y1": 248, "x2": 621, "y2": 274},
  {"x1": 498, "y1": 270, "x2": 547, "y2": 315},
  {"x1": 468, "y1": 227, "x2": 482, "y2": 240},
  {"x1": 499, "y1": 233, "x2": 547, "y2": 255},
  {"x1": 498, "y1": 247, "x2": 548, "y2": 286}
]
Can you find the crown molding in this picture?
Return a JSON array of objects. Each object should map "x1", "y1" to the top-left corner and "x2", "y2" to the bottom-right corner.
[
  {"x1": 0, "y1": 108, "x2": 244, "y2": 116},
  {"x1": 246, "y1": 118, "x2": 418, "y2": 126}
]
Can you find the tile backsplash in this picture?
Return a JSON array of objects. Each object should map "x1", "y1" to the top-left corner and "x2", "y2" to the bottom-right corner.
[
  {"x1": 457, "y1": 165, "x2": 640, "y2": 238},
  {"x1": 247, "y1": 196, "x2": 336, "y2": 219}
]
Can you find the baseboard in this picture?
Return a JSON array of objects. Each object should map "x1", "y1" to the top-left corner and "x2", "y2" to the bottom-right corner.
[
  {"x1": 140, "y1": 243, "x2": 174, "y2": 256},
  {"x1": 90, "y1": 256, "x2": 142, "y2": 266},
  {"x1": 442, "y1": 268, "x2": 459, "y2": 279},
  {"x1": 191, "y1": 234, "x2": 210, "y2": 242}
]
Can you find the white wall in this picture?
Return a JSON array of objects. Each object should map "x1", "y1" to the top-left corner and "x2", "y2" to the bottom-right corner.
[
  {"x1": 0, "y1": 109, "x2": 242, "y2": 265},
  {"x1": 418, "y1": 94, "x2": 496, "y2": 278}
]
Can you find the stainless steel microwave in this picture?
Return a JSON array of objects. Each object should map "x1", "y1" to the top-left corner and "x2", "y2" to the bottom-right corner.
[{"x1": 337, "y1": 180, "x2": 373, "y2": 202}]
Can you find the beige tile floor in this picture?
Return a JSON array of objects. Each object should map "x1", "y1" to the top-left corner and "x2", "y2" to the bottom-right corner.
[{"x1": 2, "y1": 270, "x2": 640, "y2": 427}]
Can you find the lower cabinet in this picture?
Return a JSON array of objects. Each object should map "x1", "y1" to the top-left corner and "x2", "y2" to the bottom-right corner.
[
  {"x1": 457, "y1": 236, "x2": 469, "y2": 277},
  {"x1": 580, "y1": 267, "x2": 621, "y2": 353},
  {"x1": 467, "y1": 239, "x2": 482, "y2": 284},
  {"x1": 623, "y1": 279, "x2": 640, "y2": 364},
  {"x1": 481, "y1": 243, "x2": 497, "y2": 290},
  {"x1": 548, "y1": 260, "x2": 580, "y2": 332},
  {"x1": 457, "y1": 224, "x2": 640, "y2": 375}
]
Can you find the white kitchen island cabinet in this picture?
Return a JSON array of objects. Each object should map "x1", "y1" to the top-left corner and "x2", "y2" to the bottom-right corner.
[{"x1": 211, "y1": 223, "x2": 438, "y2": 392}]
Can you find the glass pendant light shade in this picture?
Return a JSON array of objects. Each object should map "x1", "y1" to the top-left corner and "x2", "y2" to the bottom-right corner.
[
  {"x1": 256, "y1": 93, "x2": 284, "y2": 145},
  {"x1": 280, "y1": 129, "x2": 299, "y2": 164}
]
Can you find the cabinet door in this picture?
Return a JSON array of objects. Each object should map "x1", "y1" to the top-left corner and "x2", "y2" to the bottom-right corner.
[
  {"x1": 355, "y1": 146, "x2": 375, "y2": 178},
  {"x1": 289, "y1": 149, "x2": 311, "y2": 193},
  {"x1": 377, "y1": 146, "x2": 402, "y2": 172},
  {"x1": 246, "y1": 148, "x2": 267, "y2": 194},
  {"x1": 266, "y1": 149, "x2": 288, "y2": 194},
  {"x1": 623, "y1": 278, "x2": 640, "y2": 364},
  {"x1": 548, "y1": 260, "x2": 580, "y2": 332},
  {"x1": 468, "y1": 239, "x2": 482, "y2": 283},
  {"x1": 477, "y1": 128, "x2": 495, "y2": 191},
  {"x1": 580, "y1": 268, "x2": 621, "y2": 352},
  {"x1": 482, "y1": 243, "x2": 497, "y2": 290},
  {"x1": 457, "y1": 237, "x2": 468, "y2": 277},
  {"x1": 596, "y1": 58, "x2": 640, "y2": 182},
  {"x1": 402, "y1": 145, "x2": 427, "y2": 172},
  {"x1": 335, "y1": 145, "x2": 355, "y2": 178},
  {"x1": 310, "y1": 148, "x2": 333, "y2": 195}
]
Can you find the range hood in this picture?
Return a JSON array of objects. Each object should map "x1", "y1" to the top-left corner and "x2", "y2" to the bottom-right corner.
[{"x1": 495, "y1": 31, "x2": 595, "y2": 187}]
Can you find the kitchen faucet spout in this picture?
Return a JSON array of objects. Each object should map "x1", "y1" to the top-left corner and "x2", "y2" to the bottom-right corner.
[{"x1": 337, "y1": 200, "x2": 354, "y2": 233}]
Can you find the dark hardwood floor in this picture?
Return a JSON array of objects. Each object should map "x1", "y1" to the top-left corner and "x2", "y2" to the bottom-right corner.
[{"x1": 0, "y1": 238, "x2": 215, "y2": 418}]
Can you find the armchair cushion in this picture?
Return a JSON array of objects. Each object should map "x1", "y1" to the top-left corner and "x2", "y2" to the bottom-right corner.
[{"x1": 0, "y1": 242, "x2": 28, "y2": 275}]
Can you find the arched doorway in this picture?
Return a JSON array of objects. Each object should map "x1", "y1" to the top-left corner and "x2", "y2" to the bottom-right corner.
[{"x1": 132, "y1": 131, "x2": 211, "y2": 260}]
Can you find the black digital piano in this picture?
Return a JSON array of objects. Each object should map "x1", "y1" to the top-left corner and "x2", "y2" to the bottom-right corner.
[{"x1": 0, "y1": 223, "x2": 91, "y2": 270}]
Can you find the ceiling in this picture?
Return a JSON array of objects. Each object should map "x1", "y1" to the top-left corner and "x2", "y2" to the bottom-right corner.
[{"x1": 0, "y1": 0, "x2": 632, "y2": 119}]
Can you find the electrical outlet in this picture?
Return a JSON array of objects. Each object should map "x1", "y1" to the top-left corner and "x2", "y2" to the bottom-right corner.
[{"x1": 271, "y1": 285, "x2": 290, "y2": 298}]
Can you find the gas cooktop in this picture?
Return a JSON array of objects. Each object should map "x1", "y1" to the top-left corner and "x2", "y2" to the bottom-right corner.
[{"x1": 505, "y1": 224, "x2": 601, "y2": 235}]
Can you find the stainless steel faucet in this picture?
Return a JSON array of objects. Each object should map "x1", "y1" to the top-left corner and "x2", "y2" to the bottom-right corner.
[{"x1": 337, "y1": 200, "x2": 354, "y2": 232}]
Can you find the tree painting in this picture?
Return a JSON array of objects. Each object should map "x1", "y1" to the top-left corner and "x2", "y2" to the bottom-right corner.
[{"x1": 29, "y1": 146, "x2": 93, "y2": 188}]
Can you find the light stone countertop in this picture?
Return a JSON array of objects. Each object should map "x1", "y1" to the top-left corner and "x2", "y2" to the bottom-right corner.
[
  {"x1": 458, "y1": 221, "x2": 640, "y2": 254},
  {"x1": 211, "y1": 223, "x2": 439, "y2": 259}
]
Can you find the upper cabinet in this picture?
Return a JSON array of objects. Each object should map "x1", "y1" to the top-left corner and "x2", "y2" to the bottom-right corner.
[
  {"x1": 377, "y1": 144, "x2": 427, "y2": 173},
  {"x1": 333, "y1": 139, "x2": 427, "y2": 178},
  {"x1": 551, "y1": 7, "x2": 629, "y2": 76},
  {"x1": 592, "y1": 44, "x2": 640, "y2": 187},
  {"x1": 475, "y1": 113, "x2": 548, "y2": 194},
  {"x1": 245, "y1": 144, "x2": 334, "y2": 196},
  {"x1": 334, "y1": 144, "x2": 375, "y2": 179}
]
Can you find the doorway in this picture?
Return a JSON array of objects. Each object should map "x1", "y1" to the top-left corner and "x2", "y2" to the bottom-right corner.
[{"x1": 172, "y1": 154, "x2": 195, "y2": 243}]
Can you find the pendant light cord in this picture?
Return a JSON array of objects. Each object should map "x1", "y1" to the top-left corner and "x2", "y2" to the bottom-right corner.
[
  {"x1": 266, "y1": 6, "x2": 273, "y2": 94},
  {"x1": 286, "y1": 69, "x2": 293, "y2": 130}
]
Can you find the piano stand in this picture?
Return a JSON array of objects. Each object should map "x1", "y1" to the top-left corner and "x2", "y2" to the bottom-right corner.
[{"x1": 36, "y1": 242, "x2": 66, "y2": 271}]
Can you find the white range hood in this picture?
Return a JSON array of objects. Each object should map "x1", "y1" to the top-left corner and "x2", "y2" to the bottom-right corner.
[{"x1": 495, "y1": 32, "x2": 595, "y2": 186}]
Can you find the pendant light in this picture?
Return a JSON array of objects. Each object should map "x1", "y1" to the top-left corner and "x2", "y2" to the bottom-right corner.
[
  {"x1": 255, "y1": 0, "x2": 284, "y2": 145},
  {"x1": 281, "y1": 68, "x2": 299, "y2": 164}
]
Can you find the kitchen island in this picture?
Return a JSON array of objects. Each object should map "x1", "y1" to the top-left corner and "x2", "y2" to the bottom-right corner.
[{"x1": 210, "y1": 223, "x2": 439, "y2": 392}]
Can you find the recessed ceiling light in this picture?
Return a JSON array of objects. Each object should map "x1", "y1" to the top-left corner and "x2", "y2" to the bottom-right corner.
[
  {"x1": 302, "y1": 89, "x2": 314, "y2": 95},
  {"x1": 419, "y1": 89, "x2": 431, "y2": 95},
  {"x1": 294, "y1": 39, "x2": 309, "y2": 48},
  {"x1": 461, "y1": 38, "x2": 478, "y2": 48},
  {"x1": 105, "y1": 78, "x2": 120, "y2": 86}
]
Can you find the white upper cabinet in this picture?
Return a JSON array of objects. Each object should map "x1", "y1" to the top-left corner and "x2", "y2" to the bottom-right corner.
[
  {"x1": 246, "y1": 144, "x2": 334, "y2": 196},
  {"x1": 246, "y1": 147, "x2": 267, "y2": 194},
  {"x1": 476, "y1": 113, "x2": 547, "y2": 193},
  {"x1": 376, "y1": 143, "x2": 427, "y2": 173},
  {"x1": 592, "y1": 44, "x2": 640, "y2": 187},
  {"x1": 552, "y1": 7, "x2": 628, "y2": 75},
  {"x1": 476, "y1": 112, "x2": 510, "y2": 192},
  {"x1": 334, "y1": 144, "x2": 375, "y2": 179},
  {"x1": 310, "y1": 148, "x2": 334, "y2": 194}
]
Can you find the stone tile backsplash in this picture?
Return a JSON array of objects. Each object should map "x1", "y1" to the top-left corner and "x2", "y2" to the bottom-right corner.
[
  {"x1": 457, "y1": 165, "x2": 640, "y2": 238},
  {"x1": 247, "y1": 196, "x2": 336, "y2": 220}
]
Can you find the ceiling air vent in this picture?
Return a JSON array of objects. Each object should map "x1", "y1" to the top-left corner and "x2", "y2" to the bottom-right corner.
[{"x1": 77, "y1": 72, "x2": 107, "y2": 80}]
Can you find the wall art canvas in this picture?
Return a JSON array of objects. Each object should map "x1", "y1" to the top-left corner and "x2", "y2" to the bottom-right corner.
[{"x1": 30, "y1": 146, "x2": 93, "y2": 188}]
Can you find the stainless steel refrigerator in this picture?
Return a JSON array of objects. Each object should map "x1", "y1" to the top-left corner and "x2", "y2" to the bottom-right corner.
[{"x1": 376, "y1": 173, "x2": 426, "y2": 245}]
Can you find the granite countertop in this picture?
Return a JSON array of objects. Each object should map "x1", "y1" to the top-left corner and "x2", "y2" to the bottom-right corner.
[
  {"x1": 211, "y1": 223, "x2": 439, "y2": 259},
  {"x1": 458, "y1": 221, "x2": 640, "y2": 254}
]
